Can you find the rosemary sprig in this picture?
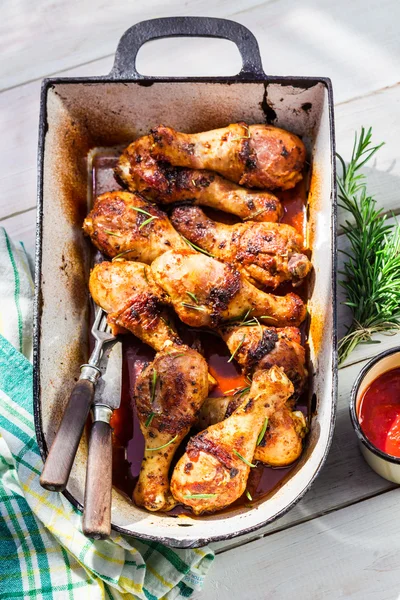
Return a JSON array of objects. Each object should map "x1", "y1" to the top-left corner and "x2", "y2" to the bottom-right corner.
[
  {"x1": 337, "y1": 127, "x2": 400, "y2": 365},
  {"x1": 257, "y1": 417, "x2": 269, "y2": 446},
  {"x1": 228, "y1": 334, "x2": 246, "y2": 363},
  {"x1": 233, "y1": 449, "x2": 256, "y2": 468},
  {"x1": 146, "y1": 434, "x2": 178, "y2": 452},
  {"x1": 151, "y1": 369, "x2": 158, "y2": 403},
  {"x1": 184, "y1": 493, "x2": 217, "y2": 499},
  {"x1": 182, "y1": 235, "x2": 215, "y2": 258}
]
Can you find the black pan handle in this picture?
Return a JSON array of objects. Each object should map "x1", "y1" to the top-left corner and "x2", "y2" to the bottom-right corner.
[{"x1": 111, "y1": 17, "x2": 265, "y2": 80}]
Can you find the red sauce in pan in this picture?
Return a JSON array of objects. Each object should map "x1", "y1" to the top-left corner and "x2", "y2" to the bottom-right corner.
[
  {"x1": 92, "y1": 151, "x2": 309, "y2": 512},
  {"x1": 358, "y1": 368, "x2": 400, "y2": 457}
]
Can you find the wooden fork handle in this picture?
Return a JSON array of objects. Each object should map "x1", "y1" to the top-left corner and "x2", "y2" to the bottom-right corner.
[
  {"x1": 83, "y1": 409, "x2": 113, "y2": 539},
  {"x1": 40, "y1": 379, "x2": 95, "y2": 492}
]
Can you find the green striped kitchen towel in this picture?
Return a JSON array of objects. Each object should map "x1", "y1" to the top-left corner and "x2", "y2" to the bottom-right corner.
[{"x1": 0, "y1": 228, "x2": 214, "y2": 600}]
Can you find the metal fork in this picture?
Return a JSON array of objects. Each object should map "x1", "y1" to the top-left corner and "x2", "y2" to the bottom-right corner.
[{"x1": 40, "y1": 306, "x2": 116, "y2": 492}]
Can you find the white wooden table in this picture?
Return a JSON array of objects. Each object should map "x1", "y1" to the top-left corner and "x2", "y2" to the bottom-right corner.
[{"x1": 2, "y1": 2, "x2": 400, "y2": 597}]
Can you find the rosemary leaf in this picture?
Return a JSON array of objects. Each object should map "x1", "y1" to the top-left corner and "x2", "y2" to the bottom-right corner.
[
  {"x1": 233, "y1": 450, "x2": 256, "y2": 468},
  {"x1": 151, "y1": 369, "x2": 158, "y2": 403},
  {"x1": 243, "y1": 208, "x2": 268, "y2": 221},
  {"x1": 257, "y1": 417, "x2": 269, "y2": 446},
  {"x1": 181, "y1": 235, "x2": 215, "y2": 258},
  {"x1": 139, "y1": 216, "x2": 158, "y2": 230},
  {"x1": 231, "y1": 125, "x2": 250, "y2": 142},
  {"x1": 259, "y1": 315, "x2": 277, "y2": 323},
  {"x1": 103, "y1": 229, "x2": 121, "y2": 237},
  {"x1": 146, "y1": 434, "x2": 178, "y2": 452},
  {"x1": 112, "y1": 249, "x2": 135, "y2": 261},
  {"x1": 228, "y1": 335, "x2": 246, "y2": 363},
  {"x1": 184, "y1": 493, "x2": 217, "y2": 499},
  {"x1": 129, "y1": 205, "x2": 156, "y2": 218},
  {"x1": 186, "y1": 291, "x2": 199, "y2": 304},
  {"x1": 181, "y1": 302, "x2": 206, "y2": 312},
  {"x1": 145, "y1": 412, "x2": 155, "y2": 428}
]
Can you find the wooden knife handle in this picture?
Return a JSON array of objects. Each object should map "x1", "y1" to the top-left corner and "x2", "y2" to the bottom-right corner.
[
  {"x1": 40, "y1": 379, "x2": 95, "y2": 492},
  {"x1": 82, "y1": 417, "x2": 113, "y2": 539}
]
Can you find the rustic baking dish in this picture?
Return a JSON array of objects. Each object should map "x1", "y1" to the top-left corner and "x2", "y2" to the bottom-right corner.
[{"x1": 34, "y1": 16, "x2": 337, "y2": 548}]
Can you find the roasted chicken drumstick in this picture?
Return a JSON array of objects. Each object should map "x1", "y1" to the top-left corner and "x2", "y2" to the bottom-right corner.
[
  {"x1": 197, "y1": 397, "x2": 307, "y2": 467},
  {"x1": 170, "y1": 366, "x2": 294, "y2": 514},
  {"x1": 89, "y1": 260, "x2": 180, "y2": 351},
  {"x1": 134, "y1": 345, "x2": 209, "y2": 511},
  {"x1": 171, "y1": 205, "x2": 311, "y2": 288},
  {"x1": 147, "y1": 123, "x2": 306, "y2": 190},
  {"x1": 83, "y1": 191, "x2": 187, "y2": 262},
  {"x1": 218, "y1": 323, "x2": 307, "y2": 393},
  {"x1": 151, "y1": 250, "x2": 307, "y2": 328},
  {"x1": 116, "y1": 137, "x2": 283, "y2": 222}
]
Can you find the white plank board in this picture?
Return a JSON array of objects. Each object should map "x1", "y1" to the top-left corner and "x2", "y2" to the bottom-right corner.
[
  {"x1": 336, "y1": 83, "x2": 400, "y2": 228},
  {"x1": 2, "y1": 0, "x2": 400, "y2": 105},
  {"x1": 0, "y1": 58, "x2": 110, "y2": 221},
  {"x1": 198, "y1": 487, "x2": 400, "y2": 599}
]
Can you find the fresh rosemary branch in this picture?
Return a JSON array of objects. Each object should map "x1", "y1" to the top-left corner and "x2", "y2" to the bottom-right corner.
[{"x1": 338, "y1": 127, "x2": 400, "y2": 365}]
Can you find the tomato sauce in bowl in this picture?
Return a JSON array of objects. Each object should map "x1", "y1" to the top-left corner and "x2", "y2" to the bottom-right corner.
[{"x1": 358, "y1": 367, "x2": 400, "y2": 457}]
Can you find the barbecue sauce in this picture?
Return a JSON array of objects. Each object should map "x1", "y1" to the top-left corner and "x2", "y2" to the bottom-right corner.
[{"x1": 358, "y1": 368, "x2": 400, "y2": 457}]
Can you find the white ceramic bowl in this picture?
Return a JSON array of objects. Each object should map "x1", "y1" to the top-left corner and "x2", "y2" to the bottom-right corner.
[{"x1": 350, "y1": 347, "x2": 400, "y2": 483}]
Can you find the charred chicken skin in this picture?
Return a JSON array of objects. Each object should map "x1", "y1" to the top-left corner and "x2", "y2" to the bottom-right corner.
[
  {"x1": 89, "y1": 260, "x2": 180, "y2": 351},
  {"x1": 147, "y1": 122, "x2": 306, "y2": 190},
  {"x1": 151, "y1": 250, "x2": 307, "y2": 328},
  {"x1": 170, "y1": 366, "x2": 294, "y2": 514},
  {"x1": 218, "y1": 323, "x2": 307, "y2": 393},
  {"x1": 197, "y1": 397, "x2": 307, "y2": 467},
  {"x1": 134, "y1": 345, "x2": 209, "y2": 511},
  {"x1": 171, "y1": 205, "x2": 311, "y2": 288},
  {"x1": 116, "y1": 136, "x2": 283, "y2": 222},
  {"x1": 83, "y1": 191, "x2": 187, "y2": 262}
]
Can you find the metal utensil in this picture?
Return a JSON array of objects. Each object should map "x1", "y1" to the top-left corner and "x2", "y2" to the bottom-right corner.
[
  {"x1": 40, "y1": 307, "x2": 116, "y2": 492},
  {"x1": 82, "y1": 339, "x2": 123, "y2": 539}
]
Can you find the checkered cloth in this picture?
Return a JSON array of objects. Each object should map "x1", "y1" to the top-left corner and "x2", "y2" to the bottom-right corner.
[{"x1": 0, "y1": 228, "x2": 214, "y2": 599}]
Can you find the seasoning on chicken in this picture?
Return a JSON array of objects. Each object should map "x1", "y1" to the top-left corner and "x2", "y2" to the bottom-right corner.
[
  {"x1": 83, "y1": 191, "x2": 187, "y2": 262},
  {"x1": 151, "y1": 250, "x2": 307, "y2": 328},
  {"x1": 197, "y1": 397, "x2": 307, "y2": 467},
  {"x1": 171, "y1": 205, "x2": 311, "y2": 288},
  {"x1": 170, "y1": 366, "x2": 294, "y2": 514},
  {"x1": 133, "y1": 345, "x2": 209, "y2": 511},
  {"x1": 147, "y1": 122, "x2": 306, "y2": 190},
  {"x1": 218, "y1": 323, "x2": 307, "y2": 393},
  {"x1": 116, "y1": 137, "x2": 283, "y2": 222},
  {"x1": 89, "y1": 260, "x2": 180, "y2": 351}
]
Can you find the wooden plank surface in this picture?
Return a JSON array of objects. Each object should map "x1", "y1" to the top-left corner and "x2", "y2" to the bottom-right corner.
[
  {"x1": 198, "y1": 487, "x2": 400, "y2": 599},
  {"x1": 2, "y1": 0, "x2": 400, "y2": 105}
]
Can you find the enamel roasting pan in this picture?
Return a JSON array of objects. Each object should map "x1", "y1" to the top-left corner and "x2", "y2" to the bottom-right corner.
[{"x1": 34, "y1": 17, "x2": 337, "y2": 548}]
